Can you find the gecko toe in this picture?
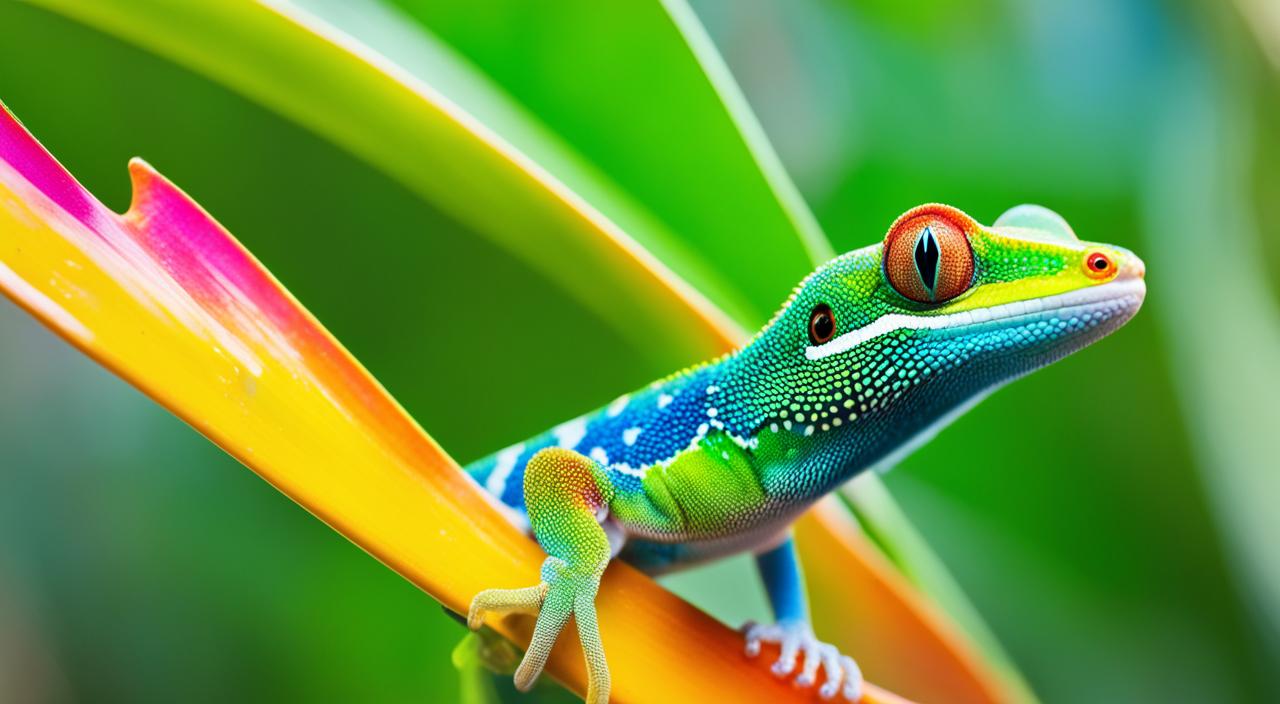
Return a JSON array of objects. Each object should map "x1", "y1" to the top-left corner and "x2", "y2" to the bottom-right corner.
[
  {"x1": 840, "y1": 655, "x2": 864, "y2": 701},
  {"x1": 467, "y1": 584, "x2": 547, "y2": 630},
  {"x1": 742, "y1": 621, "x2": 766, "y2": 657},
  {"x1": 740, "y1": 620, "x2": 862, "y2": 700}
]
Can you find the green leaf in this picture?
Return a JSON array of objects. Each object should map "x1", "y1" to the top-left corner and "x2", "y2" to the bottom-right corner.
[
  {"x1": 367, "y1": 0, "x2": 832, "y2": 324},
  {"x1": 1143, "y1": 54, "x2": 1280, "y2": 666},
  {"x1": 25, "y1": 0, "x2": 742, "y2": 364},
  {"x1": 1233, "y1": 0, "x2": 1280, "y2": 71}
]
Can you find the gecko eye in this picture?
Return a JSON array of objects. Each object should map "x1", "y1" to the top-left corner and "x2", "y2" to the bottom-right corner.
[
  {"x1": 883, "y1": 206, "x2": 976, "y2": 304},
  {"x1": 1083, "y1": 250, "x2": 1116, "y2": 280},
  {"x1": 808, "y1": 303, "x2": 836, "y2": 344}
]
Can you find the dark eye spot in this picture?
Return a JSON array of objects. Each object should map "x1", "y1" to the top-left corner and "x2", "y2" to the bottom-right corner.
[{"x1": 809, "y1": 304, "x2": 835, "y2": 344}]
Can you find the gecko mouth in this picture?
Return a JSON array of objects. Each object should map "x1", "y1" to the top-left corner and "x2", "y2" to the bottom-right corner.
[{"x1": 805, "y1": 277, "x2": 1146, "y2": 361}]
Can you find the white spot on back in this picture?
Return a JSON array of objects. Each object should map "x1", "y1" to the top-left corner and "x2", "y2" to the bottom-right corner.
[
  {"x1": 606, "y1": 394, "x2": 630, "y2": 417},
  {"x1": 485, "y1": 443, "x2": 524, "y2": 496},
  {"x1": 657, "y1": 393, "x2": 674, "y2": 409},
  {"x1": 613, "y1": 462, "x2": 648, "y2": 477},
  {"x1": 589, "y1": 447, "x2": 609, "y2": 465},
  {"x1": 552, "y1": 417, "x2": 588, "y2": 450},
  {"x1": 622, "y1": 427, "x2": 642, "y2": 446}
]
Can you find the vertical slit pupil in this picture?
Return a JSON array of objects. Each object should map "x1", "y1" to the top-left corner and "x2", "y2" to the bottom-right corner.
[{"x1": 914, "y1": 226, "x2": 940, "y2": 296}]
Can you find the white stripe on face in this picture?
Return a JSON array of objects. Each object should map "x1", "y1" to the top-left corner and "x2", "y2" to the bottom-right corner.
[{"x1": 804, "y1": 279, "x2": 1146, "y2": 361}]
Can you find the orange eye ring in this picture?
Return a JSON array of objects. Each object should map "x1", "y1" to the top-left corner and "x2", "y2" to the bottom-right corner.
[
  {"x1": 882, "y1": 204, "x2": 977, "y2": 304},
  {"x1": 1083, "y1": 250, "x2": 1116, "y2": 280}
]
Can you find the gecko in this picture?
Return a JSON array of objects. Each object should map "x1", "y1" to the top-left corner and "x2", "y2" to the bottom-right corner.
[{"x1": 464, "y1": 203, "x2": 1146, "y2": 703}]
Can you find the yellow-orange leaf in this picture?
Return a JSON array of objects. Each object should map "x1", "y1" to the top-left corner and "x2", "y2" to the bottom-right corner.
[{"x1": 0, "y1": 105, "x2": 919, "y2": 702}]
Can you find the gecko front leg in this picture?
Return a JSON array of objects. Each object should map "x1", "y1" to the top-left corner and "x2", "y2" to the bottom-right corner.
[
  {"x1": 743, "y1": 535, "x2": 862, "y2": 701},
  {"x1": 468, "y1": 447, "x2": 615, "y2": 704}
]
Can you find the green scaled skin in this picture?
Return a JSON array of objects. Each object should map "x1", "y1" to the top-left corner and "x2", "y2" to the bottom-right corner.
[{"x1": 466, "y1": 204, "x2": 1146, "y2": 703}]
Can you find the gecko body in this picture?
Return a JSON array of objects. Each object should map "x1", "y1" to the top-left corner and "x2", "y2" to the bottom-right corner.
[{"x1": 466, "y1": 204, "x2": 1146, "y2": 702}]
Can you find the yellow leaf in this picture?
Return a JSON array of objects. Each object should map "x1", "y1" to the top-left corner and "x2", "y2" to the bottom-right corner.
[{"x1": 0, "y1": 104, "x2": 914, "y2": 702}]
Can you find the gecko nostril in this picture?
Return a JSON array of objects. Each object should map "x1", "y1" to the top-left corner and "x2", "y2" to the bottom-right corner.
[{"x1": 1119, "y1": 255, "x2": 1146, "y2": 280}]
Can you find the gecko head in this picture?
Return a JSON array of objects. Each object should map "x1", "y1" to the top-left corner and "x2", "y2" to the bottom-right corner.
[{"x1": 746, "y1": 203, "x2": 1144, "y2": 448}]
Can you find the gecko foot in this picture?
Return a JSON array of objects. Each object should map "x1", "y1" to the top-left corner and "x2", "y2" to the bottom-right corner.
[
  {"x1": 742, "y1": 620, "x2": 862, "y2": 701},
  {"x1": 468, "y1": 557, "x2": 610, "y2": 704}
]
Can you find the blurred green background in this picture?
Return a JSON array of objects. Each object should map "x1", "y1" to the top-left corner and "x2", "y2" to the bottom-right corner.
[{"x1": 1, "y1": 0, "x2": 1278, "y2": 702}]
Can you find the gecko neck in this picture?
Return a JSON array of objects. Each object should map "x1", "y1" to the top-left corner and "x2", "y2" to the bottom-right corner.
[
  {"x1": 682, "y1": 345, "x2": 868, "y2": 501},
  {"x1": 702, "y1": 336, "x2": 984, "y2": 502}
]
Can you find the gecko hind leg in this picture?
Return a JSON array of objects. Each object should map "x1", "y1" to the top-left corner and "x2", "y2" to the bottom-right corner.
[{"x1": 468, "y1": 447, "x2": 615, "y2": 704}]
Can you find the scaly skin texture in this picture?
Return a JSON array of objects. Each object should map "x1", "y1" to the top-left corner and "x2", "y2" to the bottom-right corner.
[{"x1": 466, "y1": 204, "x2": 1146, "y2": 703}]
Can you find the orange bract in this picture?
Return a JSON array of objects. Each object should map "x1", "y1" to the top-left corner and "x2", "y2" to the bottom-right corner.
[
  {"x1": 0, "y1": 104, "x2": 922, "y2": 703},
  {"x1": 800, "y1": 499, "x2": 1016, "y2": 704}
]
